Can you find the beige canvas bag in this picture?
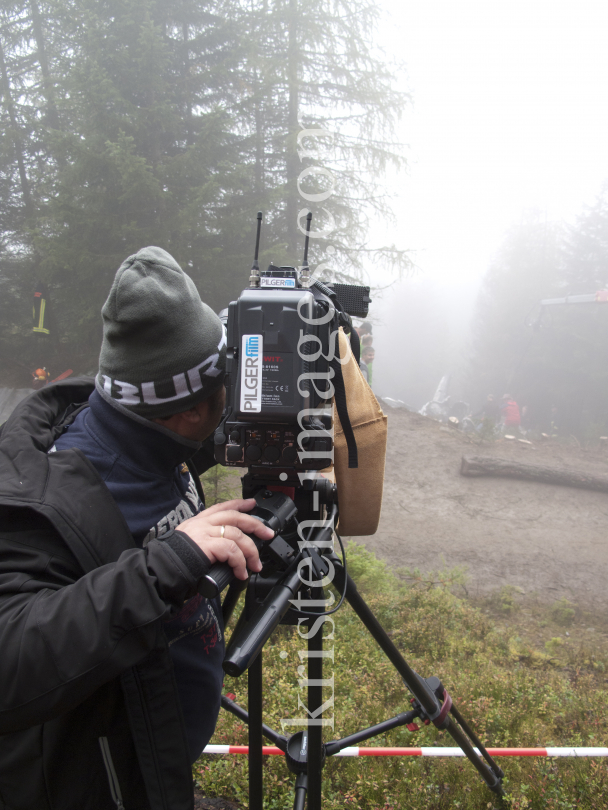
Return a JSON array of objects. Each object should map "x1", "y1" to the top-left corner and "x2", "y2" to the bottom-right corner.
[{"x1": 331, "y1": 328, "x2": 387, "y2": 536}]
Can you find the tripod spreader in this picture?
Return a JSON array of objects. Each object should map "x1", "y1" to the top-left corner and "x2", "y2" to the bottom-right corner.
[
  {"x1": 324, "y1": 710, "x2": 419, "y2": 756},
  {"x1": 330, "y1": 558, "x2": 505, "y2": 797},
  {"x1": 221, "y1": 694, "x2": 287, "y2": 751},
  {"x1": 286, "y1": 731, "x2": 326, "y2": 774}
]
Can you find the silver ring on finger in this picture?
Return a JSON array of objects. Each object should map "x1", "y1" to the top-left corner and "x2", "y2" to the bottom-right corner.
[{"x1": 220, "y1": 525, "x2": 226, "y2": 539}]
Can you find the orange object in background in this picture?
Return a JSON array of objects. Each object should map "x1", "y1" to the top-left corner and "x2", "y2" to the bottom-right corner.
[
  {"x1": 31, "y1": 367, "x2": 51, "y2": 389},
  {"x1": 33, "y1": 368, "x2": 50, "y2": 383}
]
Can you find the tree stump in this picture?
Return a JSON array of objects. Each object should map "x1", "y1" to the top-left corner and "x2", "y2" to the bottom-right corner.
[{"x1": 460, "y1": 455, "x2": 608, "y2": 493}]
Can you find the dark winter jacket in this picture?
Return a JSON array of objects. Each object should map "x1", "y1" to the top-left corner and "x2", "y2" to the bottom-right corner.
[
  {"x1": 0, "y1": 380, "x2": 215, "y2": 810},
  {"x1": 53, "y1": 390, "x2": 225, "y2": 763}
]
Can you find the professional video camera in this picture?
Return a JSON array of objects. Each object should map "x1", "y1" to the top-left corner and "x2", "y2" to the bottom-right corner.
[
  {"x1": 213, "y1": 212, "x2": 369, "y2": 504},
  {"x1": 201, "y1": 211, "x2": 370, "y2": 599},
  {"x1": 203, "y1": 213, "x2": 505, "y2": 810}
]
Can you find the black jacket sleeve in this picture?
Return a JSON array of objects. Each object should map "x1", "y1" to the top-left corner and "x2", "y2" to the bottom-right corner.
[{"x1": 0, "y1": 517, "x2": 209, "y2": 734}]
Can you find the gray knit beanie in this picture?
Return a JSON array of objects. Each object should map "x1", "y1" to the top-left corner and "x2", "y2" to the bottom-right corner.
[{"x1": 96, "y1": 246, "x2": 226, "y2": 419}]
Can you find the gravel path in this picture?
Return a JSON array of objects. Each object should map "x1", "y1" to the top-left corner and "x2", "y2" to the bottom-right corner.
[{"x1": 354, "y1": 407, "x2": 608, "y2": 608}]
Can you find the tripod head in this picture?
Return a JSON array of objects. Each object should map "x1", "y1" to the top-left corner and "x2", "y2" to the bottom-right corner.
[{"x1": 222, "y1": 499, "x2": 338, "y2": 677}]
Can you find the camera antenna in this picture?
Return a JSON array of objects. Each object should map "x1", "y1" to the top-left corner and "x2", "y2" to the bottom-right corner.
[
  {"x1": 249, "y1": 211, "x2": 263, "y2": 288},
  {"x1": 300, "y1": 211, "x2": 313, "y2": 286}
]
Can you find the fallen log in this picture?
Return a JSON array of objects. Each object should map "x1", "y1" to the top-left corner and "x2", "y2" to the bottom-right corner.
[{"x1": 460, "y1": 455, "x2": 608, "y2": 493}]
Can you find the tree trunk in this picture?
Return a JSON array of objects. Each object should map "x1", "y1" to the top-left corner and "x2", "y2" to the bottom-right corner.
[
  {"x1": 30, "y1": 0, "x2": 62, "y2": 134},
  {"x1": 285, "y1": 0, "x2": 299, "y2": 256},
  {"x1": 182, "y1": 21, "x2": 193, "y2": 146},
  {"x1": 0, "y1": 36, "x2": 33, "y2": 218},
  {"x1": 461, "y1": 455, "x2": 608, "y2": 494}
]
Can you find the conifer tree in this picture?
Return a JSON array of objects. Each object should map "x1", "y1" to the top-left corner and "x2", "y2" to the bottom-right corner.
[
  {"x1": 467, "y1": 214, "x2": 564, "y2": 415},
  {"x1": 563, "y1": 183, "x2": 608, "y2": 293},
  {"x1": 225, "y1": 0, "x2": 410, "y2": 279},
  {"x1": 0, "y1": 0, "x2": 411, "y2": 373}
]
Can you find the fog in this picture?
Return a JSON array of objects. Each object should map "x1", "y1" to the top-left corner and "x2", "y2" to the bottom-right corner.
[
  {"x1": 372, "y1": 276, "x2": 480, "y2": 410},
  {"x1": 2, "y1": 0, "x2": 608, "y2": 426},
  {"x1": 366, "y1": 0, "x2": 608, "y2": 415}
]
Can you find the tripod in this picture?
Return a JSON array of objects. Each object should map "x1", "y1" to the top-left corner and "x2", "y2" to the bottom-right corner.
[{"x1": 217, "y1": 502, "x2": 505, "y2": 809}]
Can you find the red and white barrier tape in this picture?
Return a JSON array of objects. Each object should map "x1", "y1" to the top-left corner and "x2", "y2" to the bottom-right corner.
[{"x1": 203, "y1": 745, "x2": 608, "y2": 758}]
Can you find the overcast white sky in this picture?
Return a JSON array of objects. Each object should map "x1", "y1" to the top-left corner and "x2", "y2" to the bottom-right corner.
[
  {"x1": 376, "y1": 0, "x2": 608, "y2": 286},
  {"x1": 368, "y1": 0, "x2": 608, "y2": 402}
]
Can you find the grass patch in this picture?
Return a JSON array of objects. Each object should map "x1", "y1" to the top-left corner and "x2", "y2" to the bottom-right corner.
[
  {"x1": 195, "y1": 543, "x2": 608, "y2": 808},
  {"x1": 199, "y1": 465, "x2": 243, "y2": 506},
  {"x1": 550, "y1": 600, "x2": 577, "y2": 628}
]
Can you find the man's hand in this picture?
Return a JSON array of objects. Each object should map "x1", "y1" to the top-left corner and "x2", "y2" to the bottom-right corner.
[{"x1": 177, "y1": 499, "x2": 274, "y2": 581}]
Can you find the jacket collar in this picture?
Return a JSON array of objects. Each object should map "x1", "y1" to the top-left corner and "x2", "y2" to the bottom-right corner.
[
  {"x1": 87, "y1": 390, "x2": 199, "y2": 474},
  {"x1": 0, "y1": 379, "x2": 135, "y2": 571}
]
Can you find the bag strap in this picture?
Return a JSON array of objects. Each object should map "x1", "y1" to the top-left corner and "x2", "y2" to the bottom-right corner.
[
  {"x1": 350, "y1": 328, "x2": 360, "y2": 364},
  {"x1": 310, "y1": 282, "x2": 359, "y2": 469},
  {"x1": 330, "y1": 352, "x2": 358, "y2": 469},
  {"x1": 311, "y1": 280, "x2": 360, "y2": 360}
]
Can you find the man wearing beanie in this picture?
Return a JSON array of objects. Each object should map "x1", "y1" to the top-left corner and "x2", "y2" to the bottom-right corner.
[{"x1": 0, "y1": 247, "x2": 272, "y2": 810}]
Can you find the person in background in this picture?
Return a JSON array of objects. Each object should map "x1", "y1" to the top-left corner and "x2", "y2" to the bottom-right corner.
[
  {"x1": 31, "y1": 366, "x2": 50, "y2": 388},
  {"x1": 356, "y1": 321, "x2": 372, "y2": 339},
  {"x1": 520, "y1": 404, "x2": 532, "y2": 434},
  {"x1": 480, "y1": 393, "x2": 499, "y2": 422},
  {"x1": 360, "y1": 334, "x2": 374, "y2": 383},
  {"x1": 500, "y1": 393, "x2": 521, "y2": 432}
]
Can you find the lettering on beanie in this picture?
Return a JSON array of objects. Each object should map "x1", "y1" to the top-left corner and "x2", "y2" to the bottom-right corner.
[{"x1": 101, "y1": 338, "x2": 224, "y2": 407}]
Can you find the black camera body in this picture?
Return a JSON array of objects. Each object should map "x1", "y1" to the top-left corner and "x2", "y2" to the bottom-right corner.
[
  {"x1": 214, "y1": 265, "x2": 334, "y2": 473},
  {"x1": 213, "y1": 213, "x2": 370, "y2": 506}
]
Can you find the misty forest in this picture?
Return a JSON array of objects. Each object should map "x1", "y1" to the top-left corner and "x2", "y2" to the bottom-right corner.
[
  {"x1": 467, "y1": 192, "x2": 608, "y2": 438},
  {"x1": 0, "y1": 0, "x2": 409, "y2": 374},
  {"x1": 2, "y1": 1, "x2": 608, "y2": 442},
  {"x1": 374, "y1": 193, "x2": 608, "y2": 440}
]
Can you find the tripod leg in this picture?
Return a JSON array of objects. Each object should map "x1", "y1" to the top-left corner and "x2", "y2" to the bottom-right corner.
[
  {"x1": 249, "y1": 651, "x2": 264, "y2": 810},
  {"x1": 293, "y1": 773, "x2": 307, "y2": 810},
  {"x1": 334, "y1": 563, "x2": 504, "y2": 796},
  {"x1": 450, "y1": 704, "x2": 504, "y2": 779},
  {"x1": 307, "y1": 620, "x2": 323, "y2": 810}
]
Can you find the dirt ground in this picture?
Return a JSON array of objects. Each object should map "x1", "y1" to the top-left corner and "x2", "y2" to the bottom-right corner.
[{"x1": 356, "y1": 405, "x2": 608, "y2": 609}]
